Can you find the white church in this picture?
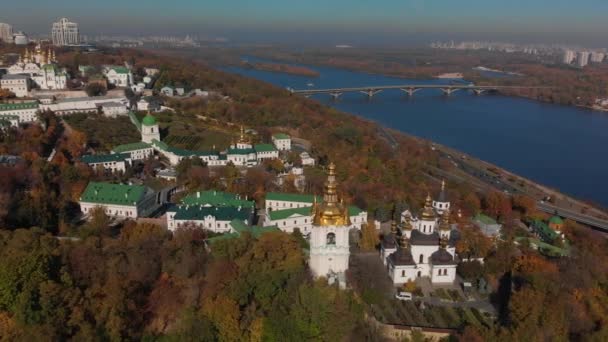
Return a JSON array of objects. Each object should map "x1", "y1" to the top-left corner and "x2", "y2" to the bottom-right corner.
[
  {"x1": 7, "y1": 44, "x2": 68, "y2": 90},
  {"x1": 380, "y1": 182, "x2": 458, "y2": 285}
]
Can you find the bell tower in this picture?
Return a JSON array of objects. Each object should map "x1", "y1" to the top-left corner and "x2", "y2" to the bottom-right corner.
[{"x1": 309, "y1": 162, "x2": 351, "y2": 284}]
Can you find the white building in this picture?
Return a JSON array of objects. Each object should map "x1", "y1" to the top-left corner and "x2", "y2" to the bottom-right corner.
[
  {"x1": 40, "y1": 96, "x2": 127, "y2": 115},
  {"x1": 112, "y1": 141, "x2": 154, "y2": 161},
  {"x1": 577, "y1": 51, "x2": 590, "y2": 68},
  {"x1": 52, "y1": 18, "x2": 80, "y2": 46},
  {"x1": 0, "y1": 23, "x2": 13, "y2": 43},
  {"x1": 590, "y1": 52, "x2": 605, "y2": 63},
  {"x1": 160, "y1": 86, "x2": 174, "y2": 97},
  {"x1": 300, "y1": 152, "x2": 315, "y2": 166},
  {"x1": 308, "y1": 163, "x2": 351, "y2": 287},
  {"x1": 264, "y1": 190, "x2": 367, "y2": 236},
  {"x1": 0, "y1": 102, "x2": 39, "y2": 124},
  {"x1": 79, "y1": 181, "x2": 160, "y2": 219},
  {"x1": 1, "y1": 74, "x2": 30, "y2": 97},
  {"x1": 272, "y1": 133, "x2": 291, "y2": 151},
  {"x1": 382, "y1": 192, "x2": 458, "y2": 285},
  {"x1": 166, "y1": 204, "x2": 254, "y2": 233},
  {"x1": 104, "y1": 66, "x2": 133, "y2": 87},
  {"x1": 101, "y1": 102, "x2": 128, "y2": 117},
  {"x1": 254, "y1": 143, "x2": 279, "y2": 161},
  {"x1": 12, "y1": 32, "x2": 28, "y2": 45},
  {"x1": 81, "y1": 153, "x2": 130, "y2": 173},
  {"x1": 562, "y1": 50, "x2": 575, "y2": 64}
]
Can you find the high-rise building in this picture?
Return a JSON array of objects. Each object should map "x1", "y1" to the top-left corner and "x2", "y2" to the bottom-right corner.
[
  {"x1": 52, "y1": 18, "x2": 80, "y2": 46},
  {"x1": 590, "y1": 52, "x2": 605, "y2": 63},
  {"x1": 12, "y1": 32, "x2": 28, "y2": 45},
  {"x1": 0, "y1": 23, "x2": 13, "y2": 43},
  {"x1": 562, "y1": 50, "x2": 576, "y2": 64},
  {"x1": 576, "y1": 51, "x2": 590, "y2": 68}
]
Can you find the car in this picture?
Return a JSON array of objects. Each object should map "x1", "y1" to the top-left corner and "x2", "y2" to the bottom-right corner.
[{"x1": 395, "y1": 291, "x2": 413, "y2": 301}]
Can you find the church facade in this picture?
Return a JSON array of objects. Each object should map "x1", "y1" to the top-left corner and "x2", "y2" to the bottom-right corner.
[
  {"x1": 381, "y1": 182, "x2": 458, "y2": 285},
  {"x1": 7, "y1": 45, "x2": 68, "y2": 90}
]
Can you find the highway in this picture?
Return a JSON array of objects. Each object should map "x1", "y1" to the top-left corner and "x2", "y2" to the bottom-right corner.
[{"x1": 537, "y1": 202, "x2": 608, "y2": 233}]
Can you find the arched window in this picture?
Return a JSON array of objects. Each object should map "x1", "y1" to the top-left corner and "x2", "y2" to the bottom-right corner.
[
  {"x1": 443, "y1": 269, "x2": 448, "y2": 276},
  {"x1": 326, "y1": 233, "x2": 336, "y2": 245},
  {"x1": 419, "y1": 254, "x2": 424, "y2": 263}
]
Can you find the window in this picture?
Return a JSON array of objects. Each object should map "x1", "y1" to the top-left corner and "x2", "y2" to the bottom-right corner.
[
  {"x1": 443, "y1": 269, "x2": 448, "y2": 276},
  {"x1": 419, "y1": 254, "x2": 424, "y2": 263},
  {"x1": 326, "y1": 233, "x2": 336, "y2": 245},
  {"x1": 401, "y1": 270, "x2": 405, "y2": 277},
  {"x1": 438, "y1": 269, "x2": 441, "y2": 275}
]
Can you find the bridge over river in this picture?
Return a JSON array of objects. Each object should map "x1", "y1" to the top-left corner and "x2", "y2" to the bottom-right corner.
[{"x1": 290, "y1": 84, "x2": 551, "y2": 98}]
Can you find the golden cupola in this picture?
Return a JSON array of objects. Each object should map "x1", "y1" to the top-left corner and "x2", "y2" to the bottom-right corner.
[
  {"x1": 420, "y1": 194, "x2": 436, "y2": 221},
  {"x1": 439, "y1": 209, "x2": 451, "y2": 231},
  {"x1": 312, "y1": 162, "x2": 351, "y2": 227},
  {"x1": 238, "y1": 126, "x2": 248, "y2": 143}
]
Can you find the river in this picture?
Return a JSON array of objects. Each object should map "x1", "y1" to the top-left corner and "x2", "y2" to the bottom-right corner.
[{"x1": 223, "y1": 59, "x2": 608, "y2": 207}]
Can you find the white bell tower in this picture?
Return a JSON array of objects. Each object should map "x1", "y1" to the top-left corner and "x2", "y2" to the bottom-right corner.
[{"x1": 309, "y1": 163, "x2": 351, "y2": 283}]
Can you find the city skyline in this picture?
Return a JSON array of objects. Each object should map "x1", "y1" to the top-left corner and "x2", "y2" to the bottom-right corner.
[{"x1": 1, "y1": 0, "x2": 608, "y2": 46}]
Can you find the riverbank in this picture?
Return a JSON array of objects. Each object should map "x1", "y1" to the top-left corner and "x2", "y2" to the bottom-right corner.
[{"x1": 242, "y1": 61, "x2": 319, "y2": 77}]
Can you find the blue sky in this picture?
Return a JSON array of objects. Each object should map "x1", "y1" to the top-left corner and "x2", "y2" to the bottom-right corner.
[{"x1": 3, "y1": 0, "x2": 608, "y2": 45}]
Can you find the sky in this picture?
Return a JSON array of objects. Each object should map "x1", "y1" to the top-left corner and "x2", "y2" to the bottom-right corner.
[{"x1": 2, "y1": 0, "x2": 608, "y2": 46}]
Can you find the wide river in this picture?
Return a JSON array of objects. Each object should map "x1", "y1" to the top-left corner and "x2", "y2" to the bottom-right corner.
[{"x1": 224, "y1": 60, "x2": 608, "y2": 207}]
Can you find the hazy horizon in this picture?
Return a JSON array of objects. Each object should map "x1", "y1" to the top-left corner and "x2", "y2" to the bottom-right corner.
[{"x1": 2, "y1": 0, "x2": 607, "y2": 47}]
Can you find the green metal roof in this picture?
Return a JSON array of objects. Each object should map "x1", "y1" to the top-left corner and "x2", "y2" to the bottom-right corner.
[
  {"x1": 80, "y1": 182, "x2": 147, "y2": 206},
  {"x1": 474, "y1": 214, "x2": 498, "y2": 225},
  {"x1": 254, "y1": 143, "x2": 277, "y2": 153},
  {"x1": 81, "y1": 153, "x2": 129, "y2": 164},
  {"x1": 169, "y1": 204, "x2": 252, "y2": 221},
  {"x1": 181, "y1": 190, "x2": 255, "y2": 208},
  {"x1": 266, "y1": 192, "x2": 320, "y2": 203},
  {"x1": 152, "y1": 139, "x2": 169, "y2": 151},
  {"x1": 142, "y1": 114, "x2": 157, "y2": 126},
  {"x1": 227, "y1": 148, "x2": 255, "y2": 155},
  {"x1": 269, "y1": 206, "x2": 312, "y2": 221},
  {"x1": 273, "y1": 133, "x2": 290, "y2": 140},
  {"x1": 531, "y1": 219, "x2": 560, "y2": 242},
  {"x1": 348, "y1": 206, "x2": 364, "y2": 216},
  {"x1": 208, "y1": 220, "x2": 280, "y2": 243},
  {"x1": 110, "y1": 66, "x2": 130, "y2": 74},
  {"x1": 128, "y1": 111, "x2": 141, "y2": 131},
  {"x1": 0, "y1": 102, "x2": 39, "y2": 112},
  {"x1": 112, "y1": 141, "x2": 152, "y2": 153},
  {"x1": 549, "y1": 216, "x2": 564, "y2": 225}
]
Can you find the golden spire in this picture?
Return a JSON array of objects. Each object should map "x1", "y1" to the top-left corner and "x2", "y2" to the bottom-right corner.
[
  {"x1": 312, "y1": 162, "x2": 351, "y2": 227},
  {"x1": 399, "y1": 232, "x2": 410, "y2": 249},
  {"x1": 420, "y1": 193, "x2": 436, "y2": 221},
  {"x1": 441, "y1": 179, "x2": 445, "y2": 192},
  {"x1": 238, "y1": 125, "x2": 247, "y2": 143}
]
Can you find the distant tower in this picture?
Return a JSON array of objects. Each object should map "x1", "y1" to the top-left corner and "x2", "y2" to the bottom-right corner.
[
  {"x1": 52, "y1": 18, "x2": 80, "y2": 46},
  {"x1": 141, "y1": 113, "x2": 160, "y2": 143},
  {"x1": 309, "y1": 162, "x2": 351, "y2": 285}
]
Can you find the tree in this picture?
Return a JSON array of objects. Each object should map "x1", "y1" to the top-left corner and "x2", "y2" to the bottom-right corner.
[
  {"x1": 85, "y1": 83, "x2": 107, "y2": 97},
  {"x1": 358, "y1": 221, "x2": 379, "y2": 251}
]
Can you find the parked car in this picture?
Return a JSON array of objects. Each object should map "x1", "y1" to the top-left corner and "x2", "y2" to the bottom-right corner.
[{"x1": 395, "y1": 291, "x2": 413, "y2": 301}]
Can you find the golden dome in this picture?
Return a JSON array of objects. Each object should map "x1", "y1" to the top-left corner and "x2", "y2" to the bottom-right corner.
[
  {"x1": 312, "y1": 162, "x2": 351, "y2": 227},
  {"x1": 439, "y1": 209, "x2": 451, "y2": 231},
  {"x1": 420, "y1": 193, "x2": 436, "y2": 221}
]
